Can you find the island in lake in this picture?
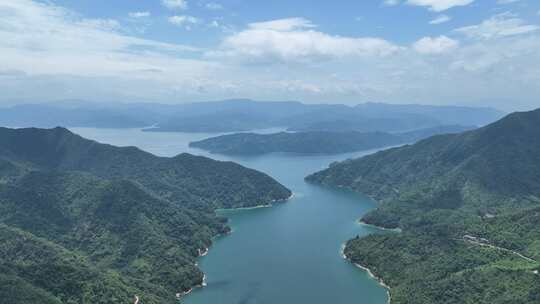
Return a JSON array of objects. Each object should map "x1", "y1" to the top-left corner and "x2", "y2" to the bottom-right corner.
[{"x1": 189, "y1": 125, "x2": 474, "y2": 155}]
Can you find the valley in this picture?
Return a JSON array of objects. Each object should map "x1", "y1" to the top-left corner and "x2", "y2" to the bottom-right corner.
[{"x1": 72, "y1": 127, "x2": 392, "y2": 304}]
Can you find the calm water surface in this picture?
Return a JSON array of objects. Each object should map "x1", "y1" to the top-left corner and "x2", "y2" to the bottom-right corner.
[{"x1": 71, "y1": 128, "x2": 389, "y2": 304}]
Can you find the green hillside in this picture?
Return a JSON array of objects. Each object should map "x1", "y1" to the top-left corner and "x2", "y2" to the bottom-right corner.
[
  {"x1": 0, "y1": 127, "x2": 291, "y2": 304},
  {"x1": 0, "y1": 127, "x2": 291, "y2": 209},
  {"x1": 307, "y1": 109, "x2": 540, "y2": 303}
]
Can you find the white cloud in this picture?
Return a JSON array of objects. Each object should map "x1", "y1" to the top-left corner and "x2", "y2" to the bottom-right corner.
[
  {"x1": 161, "y1": 0, "x2": 188, "y2": 10},
  {"x1": 0, "y1": 0, "x2": 204, "y2": 78},
  {"x1": 129, "y1": 11, "x2": 151, "y2": 18},
  {"x1": 430, "y1": 15, "x2": 452, "y2": 24},
  {"x1": 248, "y1": 18, "x2": 316, "y2": 31},
  {"x1": 456, "y1": 13, "x2": 540, "y2": 40},
  {"x1": 205, "y1": 2, "x2": 223, "y2": 10},
  {"x1": 168, "y1": 15, "x2": 201, "y2": 29},
  {"x1": 406, "y1": 0, "x2": 475, "y2": 12},
  {"x1": 1, "y1": 0, "x2": 540, "y2": 111},
  {"x1": 77, "y1": 19, "x2": 120, "y2": 31},
  {"x1": 208, "y1": 20, "x2": 233, "y2": 32},
  {"x1": 413, "y1": 35, "x2": 459, "y2": 54},
  {"x1": 208, "y1": 18, "x2": 400, "y2": 62}
]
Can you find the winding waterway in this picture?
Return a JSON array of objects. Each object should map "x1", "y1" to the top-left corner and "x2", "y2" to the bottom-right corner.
[{"x1": 71, "y1": 128, "x2": 389, "y2": 304}]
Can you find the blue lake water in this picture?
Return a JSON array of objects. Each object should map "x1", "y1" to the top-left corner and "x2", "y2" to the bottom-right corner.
[{"x1": 71, "y1": 128, "x2": 389, "y2": 304}]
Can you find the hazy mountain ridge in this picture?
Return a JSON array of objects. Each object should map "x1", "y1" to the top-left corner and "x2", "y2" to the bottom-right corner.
[
  {"x1": 152, "y1": 100, "x2": 503, "y2": 133},
  {"x1": 0, "y1": 127, "x2": 291, "y2": 304},
  {"x1": 306, "y1": 108, "x2": 540, "y2": 303},
  {"x1": 0, "y1": 100, "x2": 504, "y2": 133},
  {"x1": 189, "y1": 125, "x2": 474, "y2": 155}
]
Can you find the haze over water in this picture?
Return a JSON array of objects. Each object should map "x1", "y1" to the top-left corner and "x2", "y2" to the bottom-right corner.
[{"x1": 72, "y1": 128, "x2": 389, "y2": 304}]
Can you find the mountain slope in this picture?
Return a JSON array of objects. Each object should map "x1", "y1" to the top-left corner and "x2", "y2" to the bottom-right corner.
[
  {"x1": 0, "y1": 127, "x2": 291, "y2": 303},
  {"x1": 308, "y1": 109, "x2": 540, "y2": 226},
  {"x1": 0, "y1": 171, "x2": 215, "y2": 303},
  {"x1": 0, "y1": 223, "x2": 148, "y2": 304},
  {"x1": 0, "y1": 127, "x2": 291, "y2": 209},
  {"x1": 307, "y1": 109, "x2": 540, "y2": 303}
]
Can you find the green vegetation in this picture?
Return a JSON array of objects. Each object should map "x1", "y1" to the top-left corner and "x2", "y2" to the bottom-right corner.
[
  {"x1": 0, "y1": 127, "x2": 291, "y2": 304},
  {"x1": 307, "y1": 109, "x2": 540, "y2": 303},
  {"x1": 190, "y1": 131, "x2": 403, "y2": 155},
  {"x1": 189, "y1": 126, "x2": 472, "y2": 155}
]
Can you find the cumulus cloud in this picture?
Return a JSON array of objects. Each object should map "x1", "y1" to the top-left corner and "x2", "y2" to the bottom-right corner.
[
  {"x1": 456, "y1": 13, "x2": 540, "y2": 40},
  {"x1": 406, "y1": 0, "x2": 475, "y2": 12},
  {"x1": 413, "y1": 36, "x2": 459, "y2": 54},
  {"x1": 1, "y1": 0, "x2": 540, "y2": 111},
  {"x1": 162, "y1": 0, "x2": 188, "y2": 10},
  {"x1": 208, "y1": 18, "x2": 400, "y2": 62}
]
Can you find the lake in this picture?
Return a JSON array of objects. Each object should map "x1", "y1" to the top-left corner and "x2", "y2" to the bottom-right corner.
[{"x1": 71, "y1": 128, "x2": 389, "y2": 304}]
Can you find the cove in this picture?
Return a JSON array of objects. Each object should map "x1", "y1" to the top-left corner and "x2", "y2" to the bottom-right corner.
[{"x1": 71, "y1": 128, "x2": 389, "y2": 304}]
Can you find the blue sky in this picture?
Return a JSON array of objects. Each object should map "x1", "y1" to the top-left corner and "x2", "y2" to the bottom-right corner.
[{"x1": 1, "y1": 0, "x2": 539, "y2": 111}]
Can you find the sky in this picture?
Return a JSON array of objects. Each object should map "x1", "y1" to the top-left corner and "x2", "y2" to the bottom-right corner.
[{"x1": 0, "y1": 0, "x2": 539, "y2": 111}]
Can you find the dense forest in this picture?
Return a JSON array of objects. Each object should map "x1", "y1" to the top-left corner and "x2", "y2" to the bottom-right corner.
[
  {"x1": 307, "y1": 109, "x2": 540, "y2": 303},
  {"x1": 0, "y1": 127, "x2": 291, "y2": 304},
  {"x1": 189, "y1": 125, "x2": 473, "y2": 155}
]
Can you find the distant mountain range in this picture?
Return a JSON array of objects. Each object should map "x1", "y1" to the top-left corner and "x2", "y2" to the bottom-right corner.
[
  {"x1": 189, "y1": 125, "x2": 475, "y2": 155},
  {"x1": 306, "y1": 108, "x2": 540, "y2": 303},
  {"x1": 0, "y1": 99, "x2": 504, "y2": 133},
  {"x1": 0, "y1": 127, "x2": 291, "y2": 304}
]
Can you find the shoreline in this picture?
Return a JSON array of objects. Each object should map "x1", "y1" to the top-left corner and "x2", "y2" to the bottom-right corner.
[
  {"x1": 353, "y1": 263, "x2": 392, "y2": 304},
  {"x1": 216, "y1": 204, "x2": 272, "y2": 212},
  {"x1": 185, "y1": 192, "x2": 295, "y2": 299},
  {"x1": 358, "y1": 220, "x2": 402, "y2": 233},
  {"x1": 216, "y1": 192, "x2": 295, "y2": 212},
  {"x1": 341, "y1": 244, "x2": 392, "y2": 304},
  {"x1": 176, "y1": 274, "x2": 207, "y2": 300},
  {"x1": 198, "y1": 247, "x2": 209, "y2": 257},
  {"x1": 325, "y1": 183, "x2": 395, "y2": 304}
]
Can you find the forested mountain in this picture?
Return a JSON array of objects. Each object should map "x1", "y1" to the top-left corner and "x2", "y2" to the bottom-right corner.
[
  {"x1": 0, "y1": 127, "x2": 291, "y2": 304},
  {"x1": 306, "y1": 109, "x2": 540, "y2": 303},
  {"x1": 189, "y1": 125, "x2": 473, "y2": 155},
  {"x1": 0, "y1": 100, "x2": 503, "y2": 133}
]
